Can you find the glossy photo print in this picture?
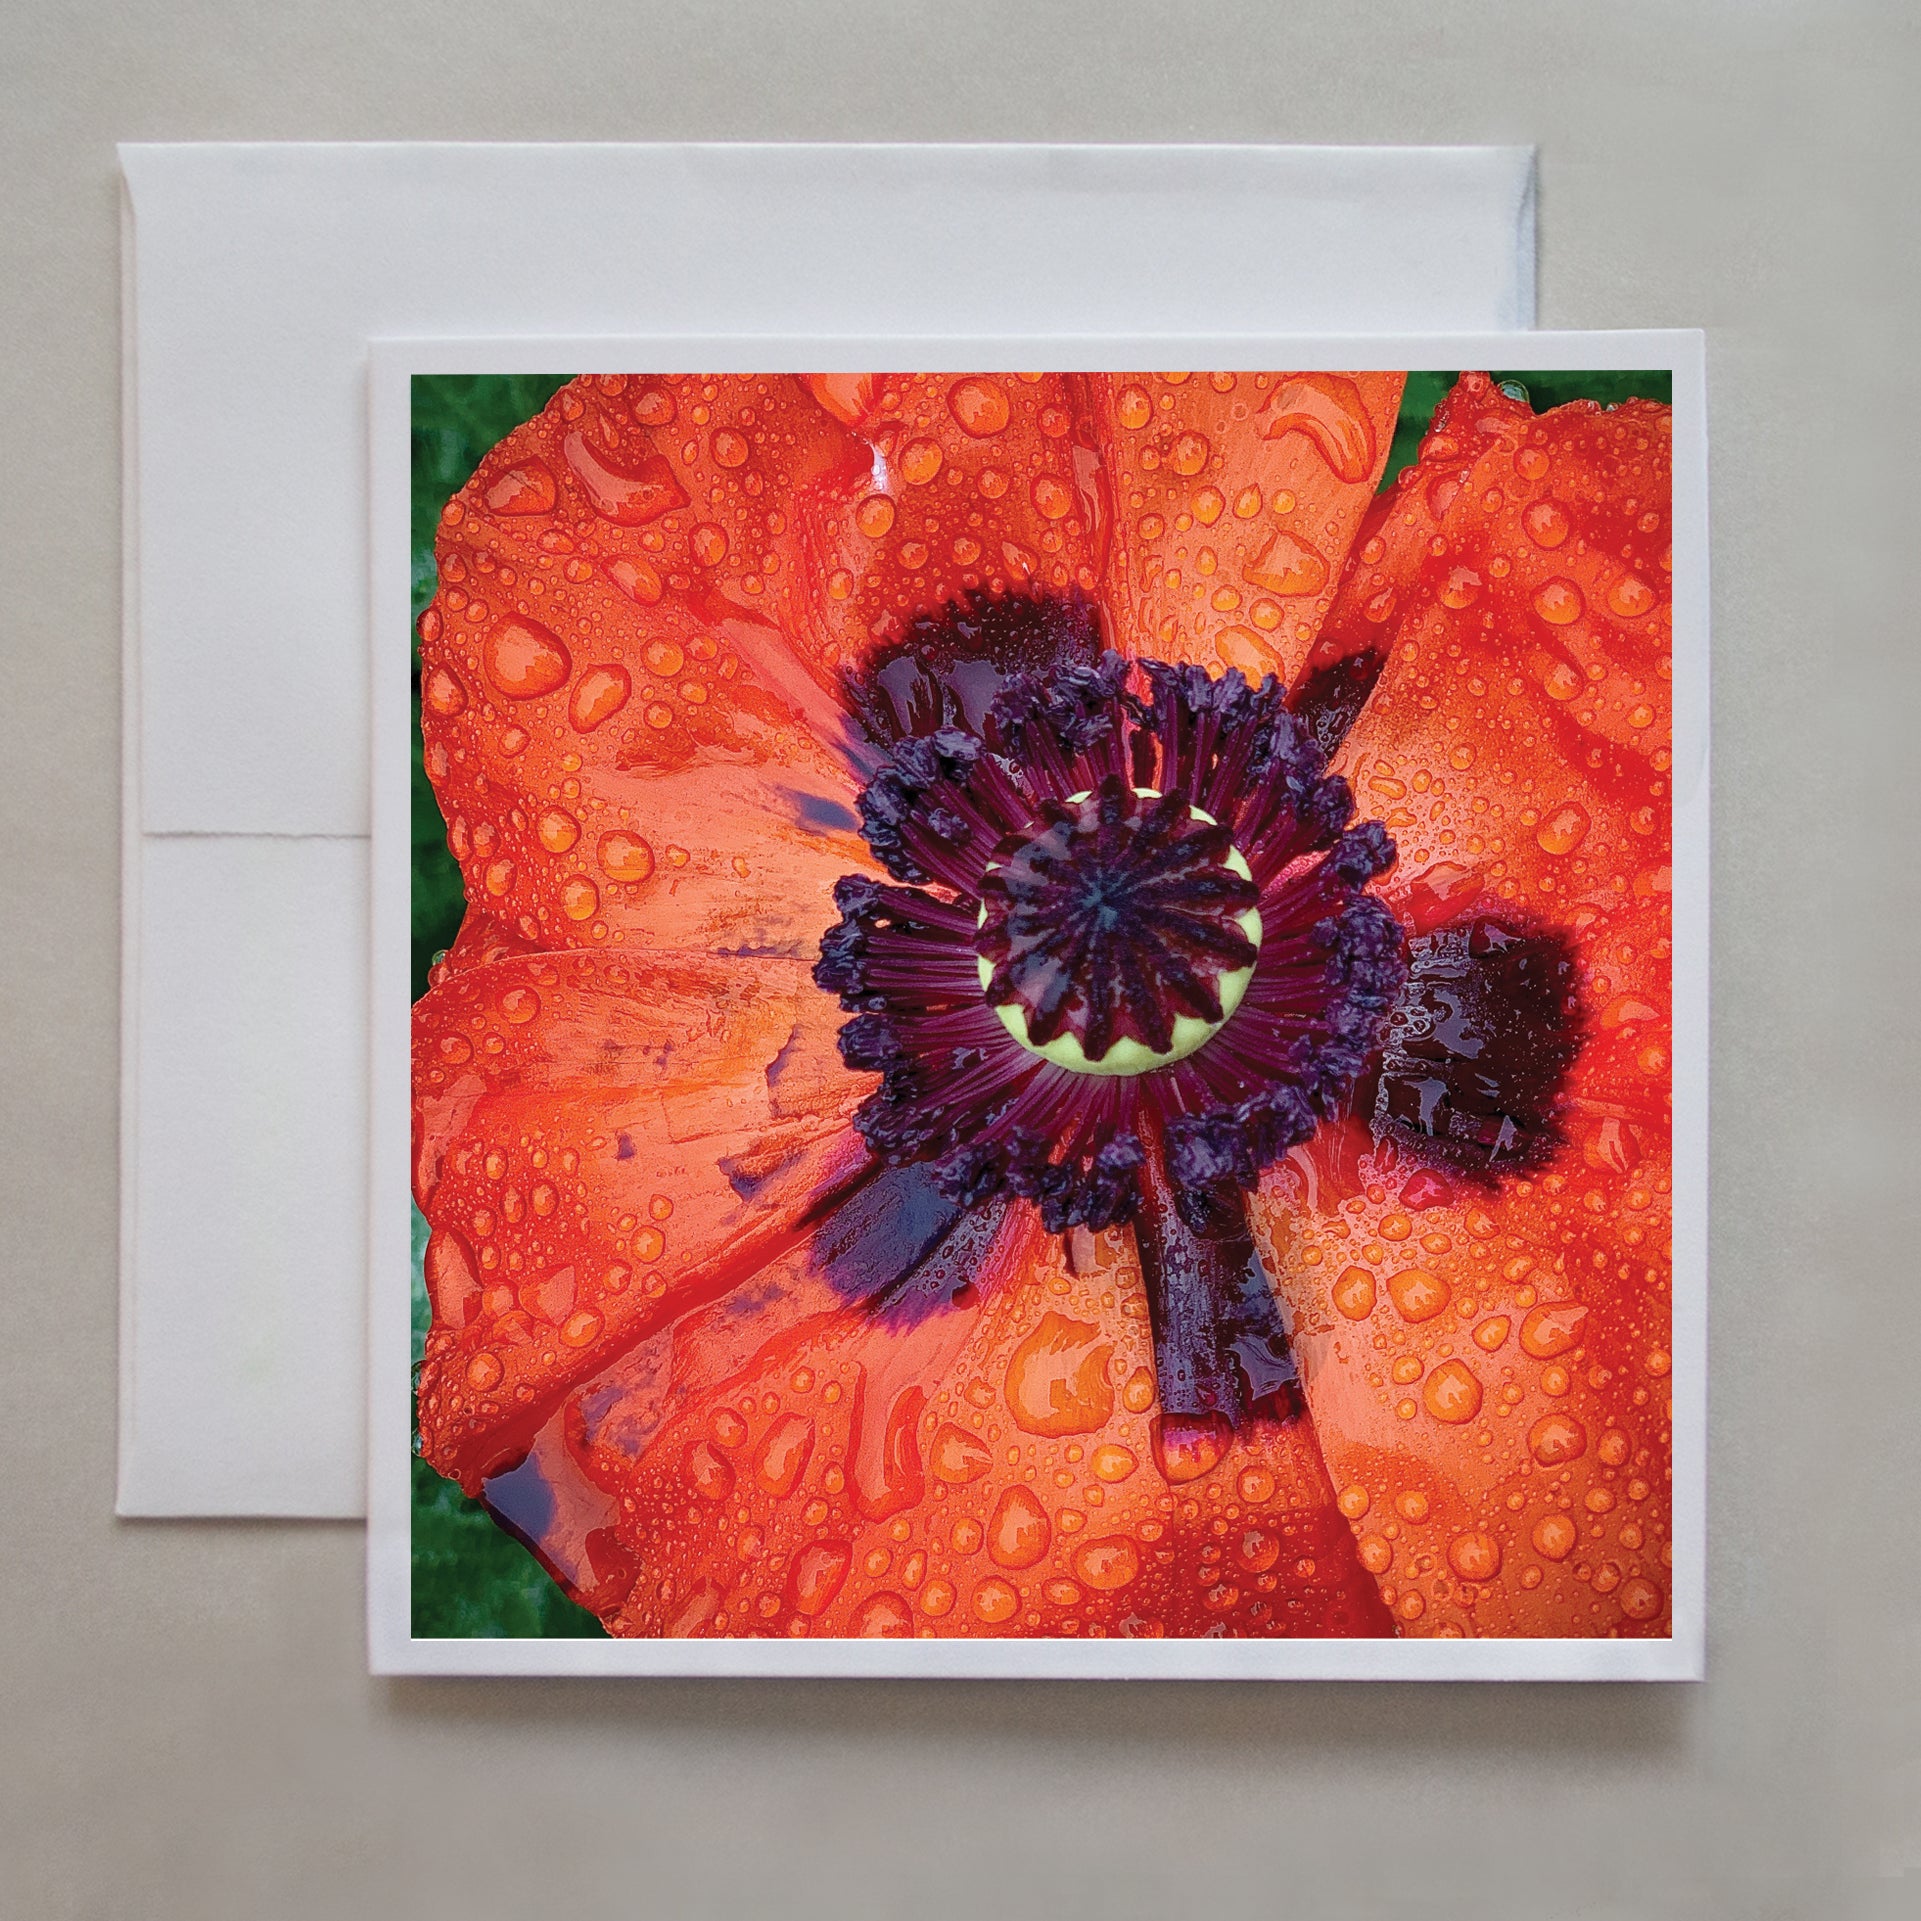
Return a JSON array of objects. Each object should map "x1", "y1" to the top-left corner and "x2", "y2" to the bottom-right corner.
[{"x1": 378, "y1": 347, "x2": 1704, "y2": 1677}]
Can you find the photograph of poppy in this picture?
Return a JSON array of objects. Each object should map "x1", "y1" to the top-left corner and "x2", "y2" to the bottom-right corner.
[{"x1": 381, "y1": 348, "x2": 1704, "y2": 1674}]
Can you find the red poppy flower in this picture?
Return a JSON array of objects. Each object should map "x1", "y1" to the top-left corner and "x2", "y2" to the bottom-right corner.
[{"x1": 413, "y1": 368, "x2": 1673, "y2": 1641}]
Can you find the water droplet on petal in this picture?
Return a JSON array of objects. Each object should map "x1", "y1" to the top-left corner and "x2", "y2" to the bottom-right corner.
[
  {"x1": 1532, "y1": 1512, "x2": 1577, "y2": 1560},
  {"x1": 899, "y1": 439, "x2": 944, "y2": 485},
  {"x1": 789, "y1": 1540, "x2": 851, "y2": 1616},
  {"x1": 1523, "y1": 498, "x2": 1571, "y2": 548},
  {"x1": 562, "y1": 431, "x2": 687, "y2": 525},
  {"x1": 605, "y1": 555, "x2": 664, "y2": 605},
  {"x1": 1620, "y1": 1577, "x2": 1663, "y2": 1621},
  {"x1": 1536, "y1": 802, "x2": 1591, "y2": 855},
  {"x1": 1030, "y1": 473, "x2": 1074, "y2": 520},
  {"x1": 598, "y1": 832, "x2": 655, "y2": 884},
  {"x1": 1073, "y1": 1536, "x2": 1140, "y2": 1590},
  {"x1": 423, "y1": 666, "x2": 468, "y2": 717},
  {"x1": 1520, "y1": 1302, "x2": 1589, "y2": 1358},
  {"x1": 1528, "y1": 1413, "x2": 1589, "y2": 1466},
  {"x1": 569, "y1": 664, "x2": 632, "y2": 732},
  {"x1": 946, "y1": 377, "x2": 1010, "y2": 437},
  {"x1": 1171, "y1": 432, "x2": 1210, "y2": 477},
  {"x1": 1423, "y1": 1360, "x2": 1483, "y2": 1423},
  {"x1": 483, "y1": 459, "x2": 557, "y2": 516},
  {"x1": 855, "y1": 495, "x2": 896, "y2": 539},
  {"x1": 750, "y1": 1413, "x2": 815, "y2": 1496},
  {"x1": 1532, "y1": 578, "x2": 1586, "y2": 626},
  {"x1": 1153, "y1": 1412, "x2": 1228, "y2": 1484},
  {"x1": 537, "y1": 807, "x2": 580, "y2": 854},
  {"x1": 1003, "y1": 1312, "x2": 1114, "y2": 1437},
  {"x1": 971, "y1": 1576, "x2": 1020, "y2": 1624},
  {"x1": 1608, "y1": 573, "x2": 1657, "y2": 619},
  {"x1": 498, "y1": 985, "x2": 541, "y2": 1024},
  {"x1": 482, "y1": 614, "x2": 571, "y2": 700},
  {"x1": 1387, "y1": 1269, "x2": 1450, "y2": 1323},
  {"x1": 930, "y1": 1423, "x2": 992, "y2": 1483},
  {"x1": 1332, "y1": 1266, "x2": 1377, "y2": 1319},
  {"x1": 987, "y1": 1486, "x2": 1051, "y2": 1569},
  {"x1": 851, "y1": 1591, "x2": 913, "y2": 1636},
  {"x1": 1448, "y1": 1529, "x2": 1503, "y2": 1581},
  {"x1": 1261, "y1": 373, "x2": 1377, "y2": 481}
]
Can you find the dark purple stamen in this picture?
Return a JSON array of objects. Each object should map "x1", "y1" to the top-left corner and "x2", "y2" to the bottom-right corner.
[
  {"x1": 1133, "y1": 1136, "x2": 1303, "y2": 1430},
  {"x1": 1288, "y1": 645, "x2": 1387, "y2": 758},
  {"x1": 845, "y1": 588, "x2": 1104, "y2": 746},
  {"x1": 1367, "y1": 916, "x2": 1585, "y2": 1177},
  {"x1": 978, "y1": 779, "x2": 1258, "y2": 1059},
  {"x1": 812, "y1": 598, "x2": 1407, "y2": 1236}
]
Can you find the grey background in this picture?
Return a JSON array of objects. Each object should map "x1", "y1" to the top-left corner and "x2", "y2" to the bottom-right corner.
[{"x1": 2, "y1": 2, "x2": 1914, "y2": 1915}]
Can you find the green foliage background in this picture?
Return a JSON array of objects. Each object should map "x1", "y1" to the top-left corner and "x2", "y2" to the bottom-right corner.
[{"x1": 407, "y1": 366, "x2": 1672, "y2": 1637}]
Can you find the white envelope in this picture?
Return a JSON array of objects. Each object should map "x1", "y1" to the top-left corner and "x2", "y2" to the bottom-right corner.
[{"x1": 119, "y1": 142, "x2": 1538, "y2": 1518}]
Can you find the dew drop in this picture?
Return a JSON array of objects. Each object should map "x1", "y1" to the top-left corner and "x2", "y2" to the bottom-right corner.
[
  {"x1": 598, "y1": 831, "x2": 655, "y2": 884},
  {"x1": 855, "y1": 494, "x2": 896, "y2": 539},
  {"x1": 1386, "y1": 1268, "x2": 1450, "y2": 1323},
  {"x1": 569, "y1": 664, "x2": 632, "y2": 733},
  {"x1": 754, "y1": 1413, "x2": 816, "y2": 1496},
  {"x1": 789, "y1": 1540, "x2": 851, "y2": 1617},
  {"x1": 946, "y1": 377, "x2": 1010, "y2": 437},
  {"x1": 1447, "y1": 1529, "x2": 1503, "y2": 1582},
  {"x1": 851, "y1": 1591, "x2": 913, "y2": 1637},
  {"x1": 1244, "y1": 527, "x2": 1328, "y2": 598},
  {"x1": 971, "y1": 1576, "x2": 1020, "y2": 1624},
  {"x1": 1423, "y1": 1360, "x2": 1483, "y2": 1424},
  {"x1": 1523, "y1": 499, "x2": 1572, "y2": 548},
  {"x1": 1003, "y1": 1312, "x2": 1114, "y2": 1437},
  {"x1": 1532, "y1": 1512, "x2": 1577, "y2": 1560},
  {"x1": 537, "y1": 807, "x2": 580, "y2": 854},
  {"x1": 1533, "y1": 578, "x2": 1586, "y2": 626},
  {"x1": 1608, "y1": 573, "x2": 1657, "y2": 619},
  {"x1": 482, "y1": 614, "x2": 571, "y2": 700},
  {"x1": 1536, "y1": 802, "x2": 1591, "y2": 856},
  {"x1": 1171, "y1": 432, "x2": 1210, "y2": 477},
  {"x1": 898, "y1": 440, "x2": 943, "y2": 486},
  {"x1": 1073, "y1": 1535, "x2": 1141, "y2": 1591},
  {"x1": 423, "y1": 666, "x2": 468, "y2": 717},
  {"x1": 1332, "y1": 1266, "x2": 1377, "y2": 1319},
  {"x1": 1031, "y1": 473, "x2": 1075, "y2": 520},
  {"x1": 561, "y1": 431, "x2": 687, "y2": 525},
  {"x1": 1519, "y1": 1302, "x2": 1589, "y2": 1358},
  {"x1": 1528, "y1": 1413, "x2": 1589, "y2": 1466},
  {"x1": 483, "y1": 459, "x2": 557, "y2": 516},
  {"x1": 987, "y1": 1486, "x2": 1052, "y2": 1569},
  {"x1": 930, "y1": 1423, "x2": 992, "y2": 1483}
]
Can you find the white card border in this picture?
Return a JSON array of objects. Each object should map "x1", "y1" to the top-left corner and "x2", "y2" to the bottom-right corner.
[{"x1": 370, "y1": 330, "x2": 1707, "y2": 1679}]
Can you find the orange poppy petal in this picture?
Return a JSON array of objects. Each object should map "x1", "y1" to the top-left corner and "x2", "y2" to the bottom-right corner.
[
  {"x1": 1251, "y1": 1119, "x2": 1673, "y2": 1639},
  {"x1": 780, "y1": 372, "x2": 1110, "y2": 685},
  {"x1": 432, "y1": 906, "x2": 535, "y2": 983},
  {"x1": 1088, "y1": 371, "x2": 1405, "y2": 680},
  {"x1": 413, "y1": 946, "x2": 874, "y2": 1492},
  {"x1": 419, "y1": 375, "x2": 878, "y2": 958},
  {"x1": 1248, "y1": 375, "x2": 1675, "y2": 1638},
  {"x1": 514, "y1": 1205, "x2": 1391, "y2": 1639}
]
